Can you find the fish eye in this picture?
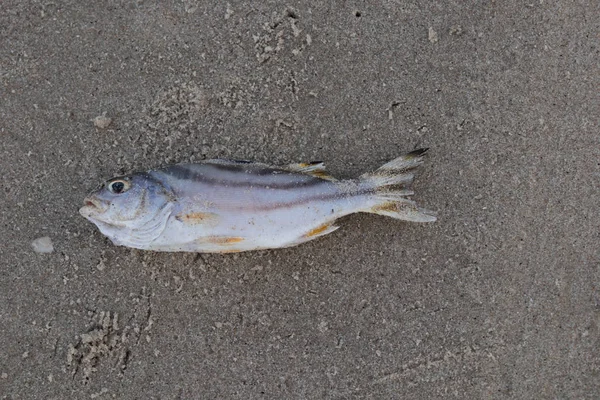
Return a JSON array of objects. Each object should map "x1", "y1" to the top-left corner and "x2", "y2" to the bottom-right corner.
[{"x1": 108, "y1": 179, "x2": 130, "y2": 194}]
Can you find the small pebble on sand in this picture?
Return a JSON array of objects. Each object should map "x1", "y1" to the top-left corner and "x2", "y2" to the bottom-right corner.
[
  {"x1": 93, "y1": 115, "x2": 112, "y2": 129},
  {"x1": 32, "y1": 236, "x2": 54, "y2": 253},
  {"x1": 428, "y1": 27, "x2": 438, "y2": 43}
]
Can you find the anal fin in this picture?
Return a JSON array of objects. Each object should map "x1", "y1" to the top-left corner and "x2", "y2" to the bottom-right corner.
[{"x1": 303, "y1": 222, "x2": 339, "y2": 239}]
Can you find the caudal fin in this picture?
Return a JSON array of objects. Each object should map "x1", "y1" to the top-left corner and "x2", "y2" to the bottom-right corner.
[{"x1": 359, "y1": 148, "x2": 437, "y2": 222}]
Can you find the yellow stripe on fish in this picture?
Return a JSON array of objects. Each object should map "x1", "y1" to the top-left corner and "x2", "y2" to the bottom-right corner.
[{"x1": 202, "y1": 236, "x2": 245, "y2": 245}]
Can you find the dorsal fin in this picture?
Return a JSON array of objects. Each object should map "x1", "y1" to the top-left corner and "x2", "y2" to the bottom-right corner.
[
  {"x1": 204, "y1": 158, "x2": 254, "y2": 165},
  {"x1": 286, "y1": 161, "x2": 338, "y2": 181}
]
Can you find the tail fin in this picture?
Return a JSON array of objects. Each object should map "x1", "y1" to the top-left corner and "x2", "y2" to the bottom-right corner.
[{"x1": 359, "y1": 148, "x2": 437, "y2": 222}]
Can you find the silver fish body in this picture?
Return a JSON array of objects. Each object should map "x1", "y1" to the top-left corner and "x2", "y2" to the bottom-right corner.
[{"x1": 80, "y1": 150, "x2": 436, "y2": 253}]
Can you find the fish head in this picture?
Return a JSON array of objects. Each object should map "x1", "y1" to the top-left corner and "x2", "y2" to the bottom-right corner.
[{"x1": 80, "y1": 173, "x2": 174, "y2": 242}]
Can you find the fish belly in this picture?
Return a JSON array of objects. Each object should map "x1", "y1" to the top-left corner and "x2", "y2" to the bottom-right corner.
[{"x1": 149, "y1": 187, "x2": 364, "y2": 252}]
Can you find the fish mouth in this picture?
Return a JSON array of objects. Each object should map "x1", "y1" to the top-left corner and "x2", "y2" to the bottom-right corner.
[{"x1": 79, "y1": 197, "x2": 109, "y2": 217}]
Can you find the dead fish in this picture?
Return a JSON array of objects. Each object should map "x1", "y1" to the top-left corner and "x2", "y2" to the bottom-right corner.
[{"x1": 80, "y1": 149, "x2": 436, "y2": 253}]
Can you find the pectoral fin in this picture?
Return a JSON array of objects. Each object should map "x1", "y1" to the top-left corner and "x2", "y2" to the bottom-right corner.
[{"x1": 176, "y1": 212, "x2": 220, "y2": 226}]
